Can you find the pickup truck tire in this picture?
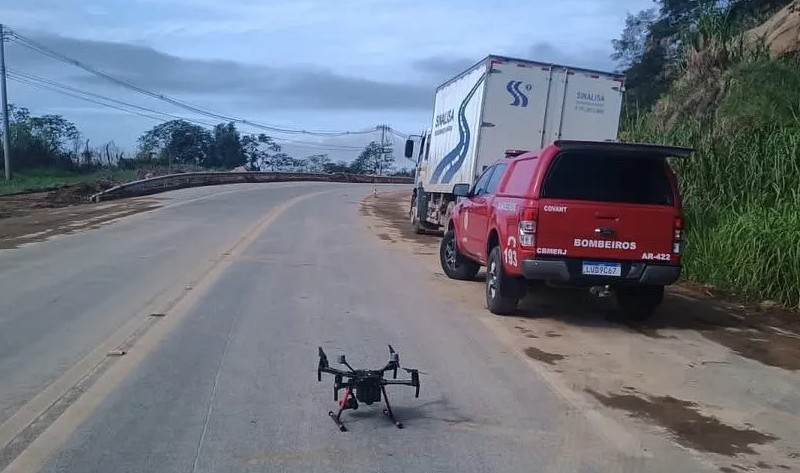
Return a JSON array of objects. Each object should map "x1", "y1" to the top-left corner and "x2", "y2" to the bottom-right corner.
[
  {"x1": 485, "y1": 247, "x2": 519, "y2": 315},
  {"x1": 439, "y1": 230, "x2": 479, "y2": 280},
  {"x1": 616, "y1": 285, "x2": 664, "y2": 321}
]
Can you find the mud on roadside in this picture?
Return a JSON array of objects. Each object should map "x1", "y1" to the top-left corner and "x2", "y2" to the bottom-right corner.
[
  {"x1": 361, "y1": 190, "x2": 800, "y2": 472},
  {"x1": 0, "y1": 188, "x2": 159, "y2": 249}
]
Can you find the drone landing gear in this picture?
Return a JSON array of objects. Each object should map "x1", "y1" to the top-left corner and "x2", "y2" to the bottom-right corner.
[
  {"x1": 381, "y1": 386, "x2": 404, "y2": 429},
  {"x1": 327, "y1": 386, "x2": 404, "y2": 432},
  {"x1": 328, "y1": 409, "x2": 349, "y2": 432}
]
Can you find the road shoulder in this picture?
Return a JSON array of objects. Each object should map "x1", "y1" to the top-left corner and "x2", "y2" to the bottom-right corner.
[{"x1": 360, "y1": 190, "x2": 800, "y2": 473}]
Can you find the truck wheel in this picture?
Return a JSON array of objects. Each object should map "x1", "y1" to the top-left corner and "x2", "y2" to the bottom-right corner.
[
  {"x1": 616, "y1": 286, "x2": 664, "y2": 321},
  {"x1": 410, "y1": 192, "x2": 425, "y2": 234},
  {"x1": 439, "y1": 230, "x2": 479, "y2": 280},
  {"x1": 485, "y1": 247, "x2": 519, "y2": 315}
]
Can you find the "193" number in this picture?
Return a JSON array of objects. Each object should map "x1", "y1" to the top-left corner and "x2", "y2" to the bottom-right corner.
[{"x1": 503, "y1": 248, "x2": 519, "y2": 267}]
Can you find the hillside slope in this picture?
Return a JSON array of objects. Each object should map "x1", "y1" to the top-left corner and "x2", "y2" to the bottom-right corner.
[
  {"x1": 746, "y1": 0, "x2": 800, "y2": 57},
  {"x1": 623, "y1": 3, "x2": 800, "y2": 311}
]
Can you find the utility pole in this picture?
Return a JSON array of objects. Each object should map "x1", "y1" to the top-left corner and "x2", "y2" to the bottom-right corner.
[
  {"x1": 0, "y1": 24, "x2": 11, "y2": 181},
  {"x1": 378, "y1": 124, "x2": 386, "y2": 176}
]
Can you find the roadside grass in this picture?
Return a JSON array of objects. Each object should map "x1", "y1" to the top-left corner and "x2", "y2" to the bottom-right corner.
[
  {"x1": 622, "y1": 57, "x2": 800, "y2": 310},
  {"x1": 0, "y1": 168, "x2": 137, "y2": 196}
]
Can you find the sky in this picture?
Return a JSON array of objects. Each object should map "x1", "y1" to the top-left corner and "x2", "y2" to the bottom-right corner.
[{"x1": 1, "y1": 0, "x2": 654, "y2": 166}]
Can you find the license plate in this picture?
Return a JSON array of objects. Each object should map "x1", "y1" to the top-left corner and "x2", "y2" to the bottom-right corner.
[{"x1": 581, "y1": 261, "x2": 622, "y2": 277}]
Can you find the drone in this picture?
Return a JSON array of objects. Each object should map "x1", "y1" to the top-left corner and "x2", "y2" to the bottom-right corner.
[{"x1": 317, "y1": 344, "x2": 420, "y2": 431}]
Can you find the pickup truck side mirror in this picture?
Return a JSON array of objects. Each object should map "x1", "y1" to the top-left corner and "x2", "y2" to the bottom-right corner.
[
  {"x1": 404, "y1": 139, "x2": 414, "y2": 158},
  {"x1": 452, "y1": 183, "x2": 470, "y2": 198}
]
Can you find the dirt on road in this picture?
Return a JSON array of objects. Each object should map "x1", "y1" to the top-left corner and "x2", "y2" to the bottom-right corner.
[
  {"x1": 0, "y1": 184, "x2": 159, "y2": 249},
  {"x1": 361, "y1": 190, "x2": 800, "y2": 473}
]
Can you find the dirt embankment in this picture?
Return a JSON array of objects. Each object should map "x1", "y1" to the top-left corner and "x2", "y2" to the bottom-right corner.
[
  {"x1": 361, "y1": 190, "x2": 800, "y2": 473},
  {"x1": 0, "y1": 182, "x2": 158, "y2": 249}
]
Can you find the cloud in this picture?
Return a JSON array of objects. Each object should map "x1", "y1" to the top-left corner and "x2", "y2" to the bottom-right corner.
[
  {"x1": 526, "y1": 42, "x2": 619, "y2": 73},
  {"x1": 6, "y1": 33, "x2": 431, "y2": 111},
  {"x1": 409, "y1": 41, "x2": 619, "y2": 88},
  {"x1": 410, "y1": 56, "x2": 480, "y2": 84}
]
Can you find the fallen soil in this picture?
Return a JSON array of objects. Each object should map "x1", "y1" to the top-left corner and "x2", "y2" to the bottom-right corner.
[
  {"x1": 0, "y1": 184, "x2": 159, "y2": 249},
  {"x1": 0, "y1": 180, "x2": 117, "y2": 219},
  {"x1": 361, "y1": 190, "x2": 800, "y2": 473}
]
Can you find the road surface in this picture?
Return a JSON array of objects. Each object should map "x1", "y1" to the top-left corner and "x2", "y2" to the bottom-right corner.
[{"x1": 0, "y1": 182, "x2": 777, "y2": 472}]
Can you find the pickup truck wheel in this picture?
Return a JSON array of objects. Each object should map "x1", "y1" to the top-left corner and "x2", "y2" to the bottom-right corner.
[
  {"x1": 439, "y1": 230, "x2": 479, "y2": 280},
  {"x1": 486, "y1": 247, "x2": 519, "y2": 315},
  {"x1": 616, "y1": 286, "x2": 664, "y2": 321}
]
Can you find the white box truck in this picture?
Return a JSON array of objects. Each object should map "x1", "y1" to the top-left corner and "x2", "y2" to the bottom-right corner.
[{"x1": 404, "y1": 54, "x2": 626, "y2": 233}]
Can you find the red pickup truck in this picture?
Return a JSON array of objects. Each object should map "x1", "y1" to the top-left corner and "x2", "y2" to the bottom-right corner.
[{"x1": 439, "y1": 140, "x2": 693, "y2": 318}]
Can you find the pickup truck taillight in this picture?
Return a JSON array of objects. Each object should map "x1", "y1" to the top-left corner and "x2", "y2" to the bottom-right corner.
[
  {"x1": 672, "y1": 216, "x2": 683, "y2": 254},
  {"x1": 518, "y1": 208, "x2": 538, "y2": 247}
]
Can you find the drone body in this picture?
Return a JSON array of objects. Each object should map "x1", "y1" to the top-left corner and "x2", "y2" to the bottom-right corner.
[{"x1": 317, "y1": 345, "x2": 420, "y2": 431}]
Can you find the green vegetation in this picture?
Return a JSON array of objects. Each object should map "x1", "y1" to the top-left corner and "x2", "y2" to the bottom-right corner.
[
  {"x1": 0, "y1": 168, "x2": 137, "y2": 196},
  {"x1": 616, "y1": 0, "x2": 800, "y2": 309},
  {"x1": 1, "y1": 108, "x2": 404, "y2": 193}
]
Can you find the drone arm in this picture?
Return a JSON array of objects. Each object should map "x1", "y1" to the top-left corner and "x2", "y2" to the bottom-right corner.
[
  {"x1": 317, "y1": 366, "x2": 350, "y2": 381},
  {"x1": 378, "y1": 360, "x2": 399, "y2": 379},
  {"x1": 383, "y1": 373, "x2": 420, "y2": 398}
]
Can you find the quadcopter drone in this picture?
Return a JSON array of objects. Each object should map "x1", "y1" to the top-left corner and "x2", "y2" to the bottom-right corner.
[{"x1": 317, "y1": 344, "x2": 420, "y2": 431}]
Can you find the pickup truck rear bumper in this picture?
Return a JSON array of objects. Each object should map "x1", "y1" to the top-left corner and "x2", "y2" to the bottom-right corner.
[{"x1": 521, "y1": 258, "x2": 681, "y2": 286}]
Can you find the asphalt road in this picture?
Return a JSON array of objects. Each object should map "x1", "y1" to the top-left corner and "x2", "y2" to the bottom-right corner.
[{"x1": 0, "y1": 183, "x2": 718, "y2": 473}]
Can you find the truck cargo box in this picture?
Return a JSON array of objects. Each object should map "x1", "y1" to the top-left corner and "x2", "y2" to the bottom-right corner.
[{"x1": 420, "y1": 55, "x2": 625, "y2": 194}]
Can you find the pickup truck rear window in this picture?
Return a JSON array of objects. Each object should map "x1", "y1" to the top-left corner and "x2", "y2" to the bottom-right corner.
[{"x1": 540, "y1": 152, "x2": 675, "y2": 206}]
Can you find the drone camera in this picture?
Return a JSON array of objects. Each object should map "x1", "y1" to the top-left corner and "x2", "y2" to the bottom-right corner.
[{"x1": 356, "y1": 382, "x2": 382, "y2": 405}]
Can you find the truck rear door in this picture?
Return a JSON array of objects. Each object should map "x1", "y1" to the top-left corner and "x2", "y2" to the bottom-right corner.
[
  {"x1": 543, "y1": 70, "x2": 625, "y2": 145},
  {"x1": 535, "y1": 150, "x2": 679, "y2": 264}
]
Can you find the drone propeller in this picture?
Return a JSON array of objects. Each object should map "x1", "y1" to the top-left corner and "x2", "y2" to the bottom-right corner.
[
  {"x1": 388, "y1": 344, "x2": 399, "y2": 379},
  {"x1": 317, "y1": 347, "x2": 329, "y2": 381}
]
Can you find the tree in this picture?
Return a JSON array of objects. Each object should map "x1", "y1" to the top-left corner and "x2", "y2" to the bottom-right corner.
[
  {"x1": 351, "y1": 141, "x2": 394, "y2": 175},
  {"x1": 0, "y1": 105, "x2": 85, "y2": 172},
  {"x1": 612, "y1": 9, "x2": 659, "y2": 69},
  {"x1": 264, "y1": 152, "x2": 292, "y2": 171},
  {"x1": 241, "y1": 133, "x2": 281, "y2": 171},
  {"x1": 29, "y1": 114, "x2": 81, "y2": 155},
  {"x1": 208, "y1": 122, "x2": 245, "y2": 169},
  {"x1": 304, "y1": 154, "x2": 331, "y2": 173},
  {"x1": 137, "y1": 119, "x2": 213, "y2": 167}
]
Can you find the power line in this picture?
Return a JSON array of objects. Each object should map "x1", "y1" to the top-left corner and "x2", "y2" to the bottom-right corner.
[
  {"x1": 271, "y1": 137, "x2": 367, "y2": 151},
  {"x1": 8, "y1": 74, "x2": 187, "y2": 124},
  {"x1": 389, "y1": 128, "x2": 409, "y2": 139},
  {"x1": 8, "y1": 70, "x2": 371, "y2": 152},
  {"x1": 8, "y1": 68, "x2": 216, "y2": 126},
  {"x1": 7, "y1": 29, "x2": 378, "y2": 138}
]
